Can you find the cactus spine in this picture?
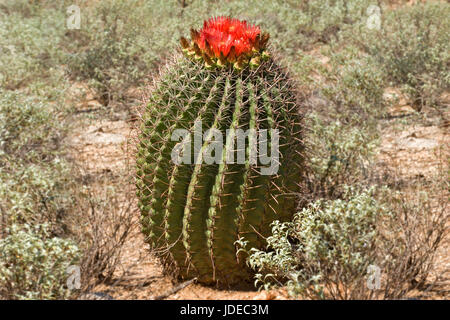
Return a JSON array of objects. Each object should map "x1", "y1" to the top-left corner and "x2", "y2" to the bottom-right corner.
[{"x1": 136, "y1": 17, "x2": 304, "y2": 285}]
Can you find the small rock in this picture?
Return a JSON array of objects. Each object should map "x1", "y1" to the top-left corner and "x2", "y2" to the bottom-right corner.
[{"x1": 398, "y1": 137, "x2": 438, "y2": 149}]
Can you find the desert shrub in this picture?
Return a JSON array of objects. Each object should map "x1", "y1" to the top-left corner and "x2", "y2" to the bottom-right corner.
[
  {"x1": 305, "y1": 114, "x2": 378, "y2": 199},
  {"x1": 240, "y1": 184, "x2": 448, "y2": 299},
  {"x1": 240, "y1": 187, "x2": 387, "y2": 299},
  {"x1": 301, "y1": 51, "x2": 384, "y2": 199},
  {"x1": 0, "y1": 90, "x2": 62, "y2": 161},
  {"x1": 0, "y1": 128, "x2": 135, "y2": 299},
  {"x1": 319, "y1": 49, "x2": 386, "y2": 121},
  {"x1": 0, "y1": 223, "x2": 80, "y2": 300},
  {"x1": 0, "y1": 6, "x2": 66, "y2": 90},
  {"x1": 0, "y1": 161, "x2": 138, "y2": 297},
  {"x1": 66, "y1": 0, "x2": 150, "y2": 104},
  {"x1": 0, "y1": 157, "x2": 76, "y2": 235},
  {"x1": 66, "y1": 0, "x2": 178, "y2": 105},
  {"x1": 0, "y1": 87, "x2": 76, "y2": 234},
  {"x1": 0, "y1": 3, "x2": 84, "y2": 299},
  {"x1": 356, "y1": 2, "x2": 450, "y2": 109},
  {"x1": 0, "y1": 1, "x2": 137, "y2": 299}
]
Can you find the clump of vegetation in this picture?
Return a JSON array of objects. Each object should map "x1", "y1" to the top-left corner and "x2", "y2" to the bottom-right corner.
[
  {"x1": 0, "y1": 14, "x2": 79, "y2": 296},
  {"x1": 239, "y1": 188, "x2": 386, "y2": 298},
  {"x1": 0, "y1": 90, "x2": 63, "y2": 162},
  {"x1": 301, "y1": 49, "x2": 384, "y2": 199},
  {"x1": 0, "y1": 1, "x2": 136, "y2": 299},
  {"x1": 306, "y1": 115, "x2": 378, "y2": 199},
  {"x1": 240, "y1": 184, "x2": 447, "y2": 299},
  {"x1": 0, "y1": 223, "x2": 80, "y2": 299},
  {"x1": 0, "y1": 3, "x2": 67, "y2": 90},
  {"x1": 66, "y1": 0, "x2": 153, "y2": 105},
  {"x1": 356, "y1": 3, "x2": 450, "y2": 110}
]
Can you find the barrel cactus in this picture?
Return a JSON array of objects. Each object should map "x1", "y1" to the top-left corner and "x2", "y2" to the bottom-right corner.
[{"x1": 136, "y1": 17, "x2": 304, "y2": 285}]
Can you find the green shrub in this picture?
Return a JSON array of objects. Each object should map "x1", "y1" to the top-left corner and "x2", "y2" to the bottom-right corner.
[
  {"x1": 306, "y1": 114, "x2": 378, "y2": 198},
  {"x1": 66, "y1": 0, "x2": 150, "y2": 104},
  {"x1": 0, "y1": 1, "x2": 136, "y2": 299},
  {"x1": 240, "y1": 187, "x2": 388, "y2": 299},
  {"x1": 0, "y1": 158, "x2": 75, "y2": 231},
  {"x1": 0, "y1": 7, "x2": 66, "y2": 90},
  {"x1": 0, "y1": 90, "x2": 63, "y2": 161},
  {"x1": 321, "y1": 49, "x2": 386, "y2": 121},
  {"x1": 0, "y1": 88, "x2": 75, "y2": 232},
  {"x1": 0, "y1": 223, "x2": 80, "y2": 299},
  {"x1": 301, "y1": 51, "x2": 383, "y2": 198},
  {"x1": 66, "y1": 0, "x2": 171, "y2": 104},
  {"x1": 240, "y1": 182, "x2": 448, "y2": 299},
  {"x1": 357, "y1": 2, "x2": 450, "y2": 109}
]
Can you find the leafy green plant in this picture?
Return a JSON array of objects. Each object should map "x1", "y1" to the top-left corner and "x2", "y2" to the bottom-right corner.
[
  {"x1": 300, "y1": 51, "x2": 383, "y2": 199},
  {"x1": 240, "y1": 187, "x2": 388, "y2": 299},
  {"x1": 306, "y1": 114, "x2": 378, "y2": 198},
  {"x1": 0, "y1": 223, "x2": 80, "y2": 299},
  {"x1": 240, "y1": 181, "x2": 448, "y2": 299},
  {"x1": 0, "y1": 6, "x2": 66, "y2": 90},
  {"x1": 357, "y1": 2, "x2": 450, "y2": 109}
]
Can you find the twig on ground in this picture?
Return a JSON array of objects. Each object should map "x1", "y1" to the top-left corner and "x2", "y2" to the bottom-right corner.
[{"x1": 152, "y1": 278, "x2": 197, "y2": 300}]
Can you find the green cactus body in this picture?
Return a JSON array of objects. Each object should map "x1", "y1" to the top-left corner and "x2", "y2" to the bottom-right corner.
[{"x1": 136, "y1": 17, "x2": 304, "y2": 285}]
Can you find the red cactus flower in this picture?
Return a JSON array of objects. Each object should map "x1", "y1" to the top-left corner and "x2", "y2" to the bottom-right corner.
[{"x1": 193, "y1": 16, "x2": 261, "y2": 58}]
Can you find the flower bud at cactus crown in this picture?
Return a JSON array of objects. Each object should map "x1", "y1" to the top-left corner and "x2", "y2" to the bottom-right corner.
[{"x1": 180, "y1": 16, "x2": 271, "y2": 70}]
